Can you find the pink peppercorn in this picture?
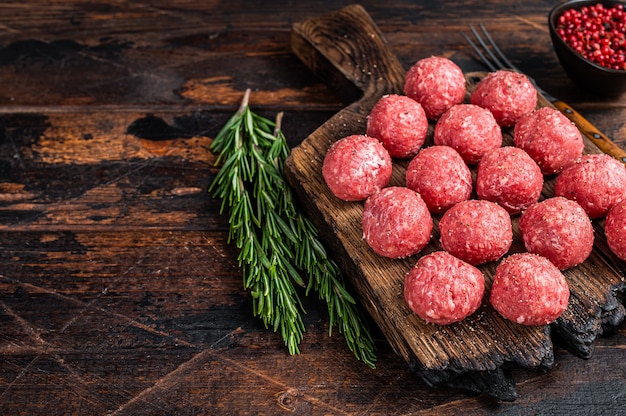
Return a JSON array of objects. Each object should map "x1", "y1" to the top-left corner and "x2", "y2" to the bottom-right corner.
[{"x1": 556, "y1": 3, "x2": 626, "y2": 70}]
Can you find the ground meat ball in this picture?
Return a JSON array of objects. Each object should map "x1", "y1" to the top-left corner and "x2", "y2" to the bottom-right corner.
[
  {"x1": 476, "y1": 146, "x2": 543, "y2": 215},
  {"x1": 519, "y1": 197, "x2": 594, "y2": 270},
  {"x1": 489, "y1": 253, "x2": 570, "y2": 326},
  {"x1": 554, "y1": 153, "x2": 626, "y2": 219},
  {"x1": 405, "y1": 145, "x2": 473, "y2": 213},
  {"x1": 470, "y1": 70, "x2": 537, "y2": 127},
  {"x1": 404, "y1": 251, "x2": 485, "y2": 325},
  {"x1": 605, "y1": 200, "x2": 626, "y2": 261},
  {"x1": 322, "y1": 134, "x2": 392, "y2": 201},
  {"x1": 366, "y1": 94, "x2": 429, "y2": 159},
  {"x1": 433, "y1": 104, "x2": 502, "y2": 164},
  {"x1": 439, "y1": 199, "x2": 513, "y2": 265},
  {"x1": 513, "y1": 107, "x2": 584, "y2": 175},
  {"x1": 362, "y1": 187, "x2": 433, "y2": 258},
  {"x1": 403, "y1": 56, "x2": 466, "y2": 120}
]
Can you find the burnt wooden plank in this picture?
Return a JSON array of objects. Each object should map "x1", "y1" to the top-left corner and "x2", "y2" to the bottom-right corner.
[
  {"x1": 284, "y1": 5, "x2": 626, "y2": 400},
  {"x1": 1, "y1": 225, "x2": 624, "y2": 415},
  {"x1": 0, "y1": 109, "x2": 337, "y2": 233}
]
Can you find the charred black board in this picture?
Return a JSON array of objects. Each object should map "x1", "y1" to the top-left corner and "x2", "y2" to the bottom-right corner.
[{"x1": 284, "y1": 4, "x2": 626, "y2": 400}]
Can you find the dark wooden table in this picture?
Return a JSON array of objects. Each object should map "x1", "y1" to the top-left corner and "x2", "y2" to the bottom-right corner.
[{"x1": 1, "y1": 1, "x2": 624, "y2": 415}]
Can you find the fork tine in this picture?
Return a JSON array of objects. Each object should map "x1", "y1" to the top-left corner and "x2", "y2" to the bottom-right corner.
[
  {"x1": 462, "y1": 31, "x2": 497, "y2": 72},
  {"x1": 470, "y1": 25, "x2": 504, "y2": 69},
  {"x1": 476, "y1": 24, "x2": 521, "y2": 73},
  {"x1": 465, "y1": 24, "x2": 522, "y2": 74},
  {"x1": 464, "y1": 24, "x2": 555, "y2": 101}
]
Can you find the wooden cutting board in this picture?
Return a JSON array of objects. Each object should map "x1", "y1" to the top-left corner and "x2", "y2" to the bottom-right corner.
[{"x1": 284, "y1": 4, "x2": 626, "y2": 400}]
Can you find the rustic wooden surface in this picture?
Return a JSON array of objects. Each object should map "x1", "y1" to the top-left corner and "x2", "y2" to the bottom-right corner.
[{"x1": 0, "y1": 1, "x2": 625, "y2": 414}]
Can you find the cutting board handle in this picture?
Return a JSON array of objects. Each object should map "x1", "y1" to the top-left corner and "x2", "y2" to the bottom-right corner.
[{"x1": 291, "y1": 4, "x2": 406, "y2": 106}]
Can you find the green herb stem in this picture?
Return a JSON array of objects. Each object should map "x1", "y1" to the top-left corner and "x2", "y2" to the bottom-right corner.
[{"x1": 209, "y1": 89, "x2": 376, "y2": 367}]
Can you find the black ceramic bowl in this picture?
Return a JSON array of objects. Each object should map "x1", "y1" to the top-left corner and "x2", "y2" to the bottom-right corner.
[{"x1": 549, "y1": 0, "x2": 626, "y2": 95}]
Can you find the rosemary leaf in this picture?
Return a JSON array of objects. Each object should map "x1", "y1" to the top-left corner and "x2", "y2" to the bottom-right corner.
[{"x1": 210, "y1": 89, "x2": 376, "y2": 367}]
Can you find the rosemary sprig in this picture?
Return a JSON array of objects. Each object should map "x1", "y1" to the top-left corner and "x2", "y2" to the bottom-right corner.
[{"x1": 209, "y1": 89, "x2": 376, "y2": 367}]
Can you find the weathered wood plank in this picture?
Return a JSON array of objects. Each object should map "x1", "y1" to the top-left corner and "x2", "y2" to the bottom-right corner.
[
  {"x1": 0, "y1": 0, "x2": 625, "y2": 414},
  {"x1": 284, "y1": 5, "x2": 626, "y2": 400}
]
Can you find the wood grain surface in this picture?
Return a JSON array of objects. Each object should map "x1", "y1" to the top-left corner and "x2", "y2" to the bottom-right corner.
[
  {"x1": 285, "y1": 4, "x2": 625, "y2": 400},
  {"x1": 1, "y1": 1, "x2": 625, "y2": 415}
]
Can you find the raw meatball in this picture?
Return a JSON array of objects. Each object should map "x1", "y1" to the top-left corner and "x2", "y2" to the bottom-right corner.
[
  {"x1": 439, "y1": 199, "x2": 513, "y2": 265},
  {"x1": 554, "y1": 153, "x2": 626, "y2": 218},
  {"x1": 362, "y1": 187, "x2": 433, "y2": 258},
  {"x1": 405, "y1": 145, "x2": 473, "y2": 213},
  {"x1": 476, "y1": 146, "x2": 543, "y2": 215},
  {"x1": 605, "y1": 200, "x2": 626, "y2": 261},
  {"x1": 366, "y1": 94, "x2": 429, "y2": 158},
  {"x1": 514, "y1": 107, "x2": 584, "y2": 175},
  {"x1": 519, "y1": 197, "x2": 594, "y2": 270},
  {"x1": 322, "y1": 134, "x2": 392, "y2": 201},
  {"x1": 404, "y1": 251, "x2": 485, "y2": 325},
  {"x1": 403, "y1": 56, "x2": 466, "y2": 120},
  {"x1": 433, "y1": 103, "x2": 502, "y2": 164},
  {"x1": 489, "y1": 253, "x2": 570, "y2": 326},
  {"x1": 470, "y1": 70, "x2": 537, "y2": 127}
]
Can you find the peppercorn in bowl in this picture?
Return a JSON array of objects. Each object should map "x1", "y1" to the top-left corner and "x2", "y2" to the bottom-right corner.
[{"x1": 549, "y1": 0, "x2": 626, "y2": 95}]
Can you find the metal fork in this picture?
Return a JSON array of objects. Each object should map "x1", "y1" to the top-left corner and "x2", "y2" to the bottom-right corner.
[
  {"x1": 463, "y1": 24, "x2": 626, "y2": 165},
  {"x1": 463, "y1": 24, "x2": 556, "y2": 101}
]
